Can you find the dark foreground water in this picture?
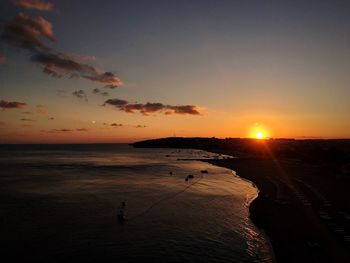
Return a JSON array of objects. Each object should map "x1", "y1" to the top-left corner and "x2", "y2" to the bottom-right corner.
[{"x1": 0, "y1": 144, "x2": 273, "y2": 262}]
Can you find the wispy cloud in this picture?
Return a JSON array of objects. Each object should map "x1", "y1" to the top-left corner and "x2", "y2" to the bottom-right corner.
[
  {"x1": 103, "y1": 122, "x2": 147, "y2": 128},
  {"x1": 36, "y1": 104, "x2": 47, "y2": 114},
  {"x1": 110, "y1": 123, "x2": 123, "y2": 127},
  {"x1": 104, "y1": 98, "x2": 200, "y2": 116},
  {"x1": 12, "y1": 0, "x2": 54, "y2": 12},
  {"x1": 0, "y1": 100, "x2": 28, "y2": 109},
  {"x1": 92, "y1": 88, "x2": 109, "y2": 96},
  {"x1": 22, "y1": 111, "x2": 32, "y2": 115},
  {"x1": 70, "y1": 54, "x2": 96, "y2": 62},
  {"x1": 72, "y1": 90, "x2": 87, "y2": 100},
  {"x1": 135, "y1": 125, "x2": 147, "y2": 128},
  {"x1": 30, "y1": 52, "x2": 123, "y2": 88},
  {"x1": 1, "y1": 13, "x2": 123, "y2": 88},
  {"x1": 48, "y1": 128, "x2": 72, "y2": 132},
  {"x1": 46, "y1": 128, "x2": 88, "y2": 132},
  {"x1": 20, "y1": 118, "x2": 36, "y2": 122},
  {"x1": 83, "y1": 72, "x2": 122, "y2": 88}
]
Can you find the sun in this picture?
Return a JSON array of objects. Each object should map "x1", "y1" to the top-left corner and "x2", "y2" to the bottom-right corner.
[
  {"x1": 255, "y1": 132, "x2": 265, "y2": 139},
  {"x1": 249, "y1": 123, "x2": 270, "y2": 139}
]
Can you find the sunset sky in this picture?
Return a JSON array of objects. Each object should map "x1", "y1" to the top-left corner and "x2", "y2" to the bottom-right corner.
[{"x1": 1, "y1": 0, "x2": 350, "y2": 143}]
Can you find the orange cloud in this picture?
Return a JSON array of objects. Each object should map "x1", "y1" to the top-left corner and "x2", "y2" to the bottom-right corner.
[{"x1": 0, "y1": 100, "x2": 28, "y2": 109}]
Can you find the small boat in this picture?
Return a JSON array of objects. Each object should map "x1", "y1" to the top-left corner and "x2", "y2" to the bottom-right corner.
[{"x1": 185, "y1": 175, "x2": 194, "y2": 181}]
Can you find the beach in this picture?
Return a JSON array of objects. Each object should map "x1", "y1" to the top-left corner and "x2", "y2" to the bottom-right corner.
[
  {"x1": 133, "y1": 137, "x2": 350, "y2": 263},
  {"x1": 206, "y1": 158, "x2": 350, "y2": 263}
]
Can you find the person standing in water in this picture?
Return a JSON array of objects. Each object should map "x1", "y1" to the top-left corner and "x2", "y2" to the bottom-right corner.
[{"x1": 117, "y1": 201, "x2": 126, "y2": 222}]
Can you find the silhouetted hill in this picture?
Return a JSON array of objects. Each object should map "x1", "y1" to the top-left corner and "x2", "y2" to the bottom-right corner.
[{"x1": 133, "y1": 137, "x2": 350, "y2": 165}]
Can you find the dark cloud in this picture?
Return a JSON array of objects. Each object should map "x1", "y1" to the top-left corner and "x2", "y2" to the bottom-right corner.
[
  {"x1": 111, "y1": 123, "x2": 123, "y2": 127},
  {"x1": 0, "y1": 13, "x2": 55, "y2": 52},
  {"x1": 0, "y1": 121, "x2": 5, "y2": 125},
  {"x1": 92, "y1": 88, "x2": 109, "y2": 96},
  {"x1": 103, "y1": 122, "x2": 147, "y2": 128},
  {"x1": 72, "y1": 90, "x2": 87, "y2": 100},
  {"x1": 12, "y1": 0, "x2": 54, "y2": 12},
  {"x1": 36, "y1": 104, "x2": 47, "y2": 114},
  {"x1": 84, "y1": 72, "x2": 122, "y2": 88},
  {"x1": 30, "y1": 52, "x2": 123, "y2": 87},
  {"x1": 48, "y1": 117, "x2": 54, "y2": 120},
  {"x1": 31, "y1": 52, "x2": 95, "y2": 78},
  {"x1": 1, "y1": 13, "x2": 123, "y2": 87},
  {"x1": 103, "y1": 99, "x2": 128, "y2": 107},
  {"x1": 46, "y1": 128, "x2": 88, "y2": 132},
  {"x1": 20, "y1": 118, "x2": 36, "y2": 122},
  {"x1": 48, "y1": 129, "x2": 72, "y2": 132},
  {"x1": 104, "y1": 99, "x2": 200, "y2": 116},
  {"x1": 166, "y1": 105, "x2": 201, "y2": 115},
  {"x1": 0, "y1": 100, "x2": 28, "y2": 109}
]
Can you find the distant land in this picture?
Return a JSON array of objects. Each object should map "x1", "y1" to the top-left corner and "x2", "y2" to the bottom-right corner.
[{"x1": 133, "y1": 137, "x2": 350, "y2": 263}]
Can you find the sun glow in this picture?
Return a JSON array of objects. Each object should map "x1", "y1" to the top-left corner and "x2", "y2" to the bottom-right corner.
[
  {"x1": 255, "y1": 132, "x2": 264, "y2": 139},
  {"x1": 249, "y1": 123, "x2": 269, "y2": 139}
]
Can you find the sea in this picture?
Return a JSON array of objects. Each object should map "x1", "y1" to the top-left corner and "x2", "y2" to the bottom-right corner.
[{"x1": 0, "y1": 144, "x2": 273, "y2": 262}]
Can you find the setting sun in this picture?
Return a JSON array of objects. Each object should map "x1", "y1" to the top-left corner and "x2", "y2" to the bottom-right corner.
[
  {"x1": 249, "y1": 123, "x2": 269, "y2": 139},
  {"x1": 255, "y1": 132, "x2": 265, "y2": 139}
]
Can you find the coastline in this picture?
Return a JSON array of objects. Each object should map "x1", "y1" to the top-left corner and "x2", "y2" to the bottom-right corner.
[
  {"x1": 132, "y1": 137, "x2": 350, "y2": 262},
  {"x1": 232, "y1": 169, "x2": 277, "y2": 263},
  {"x1": 203, "y1": 158, "x2": 349, "y2": 263}
]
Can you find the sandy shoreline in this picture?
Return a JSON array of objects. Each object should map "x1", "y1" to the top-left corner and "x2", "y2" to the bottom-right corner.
[{"x1": 204, "y1": 158, "x2": 350, "y2": 263}]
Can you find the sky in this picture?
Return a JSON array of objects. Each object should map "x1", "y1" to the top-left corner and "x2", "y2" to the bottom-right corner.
[{"x1": 0, "y1": 0, "x2": 350, "y2": 143}]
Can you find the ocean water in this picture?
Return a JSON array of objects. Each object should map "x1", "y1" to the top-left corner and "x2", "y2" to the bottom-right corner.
[{"x1": 0, "y1": 144, "x2": 273, "y2": 262}]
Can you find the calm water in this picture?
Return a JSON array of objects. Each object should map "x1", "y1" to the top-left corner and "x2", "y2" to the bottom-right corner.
[{"x1": 0, "y1": 144, "x2": 273, "y2": 262}]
